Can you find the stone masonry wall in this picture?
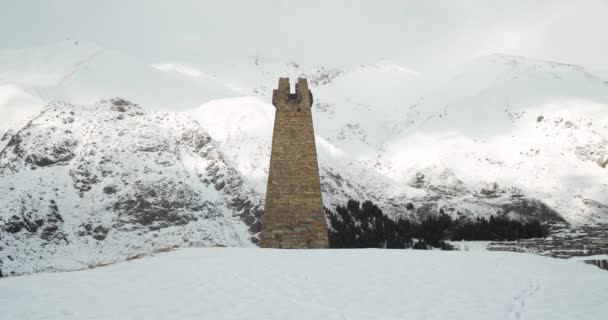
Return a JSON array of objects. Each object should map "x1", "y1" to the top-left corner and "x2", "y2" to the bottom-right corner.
[{"x1": 260, "y1": 78, "x2": 329, "y2": 248}]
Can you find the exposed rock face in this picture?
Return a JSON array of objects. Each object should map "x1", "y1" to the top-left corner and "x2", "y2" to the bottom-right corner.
[
  {"x1": 261, "y1": 78, "x2": 329, "y2": 248},
  {"x1": 0, "y1": 98, "x2": 263, "y2": 276}
]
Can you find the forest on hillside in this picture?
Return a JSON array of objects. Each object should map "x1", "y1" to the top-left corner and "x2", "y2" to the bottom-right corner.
[{"x1": 326, "y1": 200, "x2": 548, "y2": 249}]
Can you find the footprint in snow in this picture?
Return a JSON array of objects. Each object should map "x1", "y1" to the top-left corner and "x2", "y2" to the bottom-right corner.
[{"x1": 507, "y1": 280, "x2": 541, "y2": 320}]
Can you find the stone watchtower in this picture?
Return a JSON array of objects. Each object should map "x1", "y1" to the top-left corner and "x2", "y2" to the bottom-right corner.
[{"x1": 260, "y1": 78, "x2": 329, "y2": 248}]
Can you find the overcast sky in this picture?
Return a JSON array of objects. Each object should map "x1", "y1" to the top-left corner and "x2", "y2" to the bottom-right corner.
[{"x1": 1, "y1": 0, "x2": 607, "y2": 72}]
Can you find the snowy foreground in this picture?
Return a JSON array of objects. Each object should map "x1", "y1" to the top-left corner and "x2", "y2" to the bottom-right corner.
[{"x1": 1, "y1": 248, "x2": 607, "y2": 320}]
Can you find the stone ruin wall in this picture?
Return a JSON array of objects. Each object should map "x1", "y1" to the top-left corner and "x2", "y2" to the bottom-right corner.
[{"x1": 488, "y1": 224, "x2": 608, "y2": 270}]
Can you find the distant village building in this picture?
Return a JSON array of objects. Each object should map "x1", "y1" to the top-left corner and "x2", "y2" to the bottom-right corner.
[
  {"x1": 260, "y1": 78, "x2": 329, "y2": 248},
  {"x1": 488, "y1": 224, "x2": 608, "y2": 270}
]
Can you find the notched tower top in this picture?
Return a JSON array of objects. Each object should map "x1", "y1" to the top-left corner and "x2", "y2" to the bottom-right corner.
[{"x1": 272, "y1": 77, "x2": 313, "y2": 108}]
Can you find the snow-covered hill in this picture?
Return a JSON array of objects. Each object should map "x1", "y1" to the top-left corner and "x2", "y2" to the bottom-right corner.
[{"x1": 1, "y1": 248, "x2": 606, "y2": 320}]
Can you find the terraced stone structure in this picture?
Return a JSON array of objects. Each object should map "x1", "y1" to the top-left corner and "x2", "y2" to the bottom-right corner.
[{"x1": 261, "y1": 78, "x2": 329, "y2": 248}]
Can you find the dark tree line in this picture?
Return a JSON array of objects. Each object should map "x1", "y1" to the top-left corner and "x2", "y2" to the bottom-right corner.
[
  {"x1": 326, "y1": 200, "x2": 548, "y2": 249},
  {"x1": 327, "y1": 200, "x2": 414, "y2": 249},
  {"x1": 451, "y1": 216, "x2": 546, "y2": 241}
]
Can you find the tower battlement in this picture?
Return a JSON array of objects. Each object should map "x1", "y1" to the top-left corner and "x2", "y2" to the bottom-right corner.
[
  {"x1": 272, "y1": 77, "x2": 313, "y2": 109},
  {"x1": 261, "y1": 78, "x2": 329, "y2": 249}
]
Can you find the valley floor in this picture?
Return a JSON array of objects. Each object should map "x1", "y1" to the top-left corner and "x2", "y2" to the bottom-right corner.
[{"x1": 0, "y1": 247, "x2": 607, "y2": 320}]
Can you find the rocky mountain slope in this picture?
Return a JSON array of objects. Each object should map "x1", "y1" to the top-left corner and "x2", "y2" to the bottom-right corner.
[{"x1": 0, "y1": 98, "x2": 262, "y2": 275}]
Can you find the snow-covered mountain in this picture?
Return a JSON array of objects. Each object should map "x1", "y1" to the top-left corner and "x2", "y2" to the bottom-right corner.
[
  {"x1": 1, "y1": 40, "x2": 608, "y2": 275},
  {"x1": 378, "y1": 55, "x2": 608, "y2": 223},
  {"x1": 193, "y1": 53, "x2": 608, "y2": 224},
  {"x1": 0, "y1": 40, "x2": 237, "y2": 134},
  {"x1": 0, "y1": 98, "x2": 262, "y2": 275}
]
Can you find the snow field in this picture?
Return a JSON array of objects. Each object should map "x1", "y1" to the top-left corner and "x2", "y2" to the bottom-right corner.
[{"x1": 1, "y1": 248, "x2": 606, "y2": 320}]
